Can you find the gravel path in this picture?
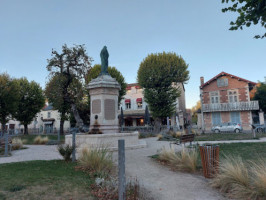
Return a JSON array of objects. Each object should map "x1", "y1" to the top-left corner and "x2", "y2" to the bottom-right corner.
[{"x1": 1, "y1": 137, "x2": 266, "y2": 199}]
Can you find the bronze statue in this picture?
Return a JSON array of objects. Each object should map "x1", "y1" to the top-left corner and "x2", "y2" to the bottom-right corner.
[{"x1": 100, "y1": 46, "x2": 109, "y2": 75}]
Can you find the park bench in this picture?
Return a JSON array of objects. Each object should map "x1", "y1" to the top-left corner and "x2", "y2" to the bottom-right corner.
[
  {"x1": 0, "y1": 136, "x2": 12, "y2": 153},
  {"x1": 170, "y1": 134, "x2": 195, "y2": 148}
]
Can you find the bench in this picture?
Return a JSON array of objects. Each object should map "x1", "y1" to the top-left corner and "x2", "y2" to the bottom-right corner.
[
  {"x1": 0, "y1": 136, "x2": 12, "y2": 153},
  {"x1": 170, "y1": 134, "x2": 195, "y2": 148}
]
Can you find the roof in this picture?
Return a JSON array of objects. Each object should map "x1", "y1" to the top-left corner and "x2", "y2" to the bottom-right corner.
[
  {"x1": 43, "y1": 104, "x2": 54, "y2": 111},
  {"x1": 200, "y1": 71, "x2": 257, "y2": 89}
]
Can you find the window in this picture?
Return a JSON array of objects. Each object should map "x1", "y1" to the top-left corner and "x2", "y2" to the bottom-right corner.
[
  {"x1": 212, "y1": 112, "x2": 221, "y2": 125},
  {"x1": 231, "y1": 112, "x2": 241, "y2": 123},
  {"x1": 210, "y1": 91, "x2": 219, "y2": 104},
  {"x1": 217, "y1": 78, "x2": 228, "y2": 87},
  {"x1": 228, "y1": 90, "x2": 238, "y2": 103},
  {"x1": 136, "y1": 98, "x2": 142, "y2": 109},
  {"x1": 47, "y1": 112, "x2": 51, "y2": 118},
  {"x1": 125, "y1": 99, "x2": 131, "y2": 109}
]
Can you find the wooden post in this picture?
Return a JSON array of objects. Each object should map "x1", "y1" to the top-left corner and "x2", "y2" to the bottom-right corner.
[
  {"x1": 118, "y1": 139, "x2": 126, "y2": 200},
  {"x1": 72, "y1": 131, "x2": 76, "y2": 162}
]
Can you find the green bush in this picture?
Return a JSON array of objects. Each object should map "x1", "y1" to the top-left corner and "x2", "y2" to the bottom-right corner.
[{"x1": 57, "y1": 144, "x2": 74, "y2": 162}]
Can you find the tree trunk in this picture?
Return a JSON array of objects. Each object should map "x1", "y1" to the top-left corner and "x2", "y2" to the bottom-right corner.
[
  {"x1": 1, "y1": 119, "x2": 7, "y2": 135},
  {"x1": 154, "y1": 118, "x2": 161, "y2": 134},
  {"x1": 60, "y1": 119, "x2": 65, "y2": 135},
  {"x1": 24, "y1": 124, "x2": 28, "y2": 135},
  {"x1": 71, "y1": 104, "x2": 84, "y2": 129}
]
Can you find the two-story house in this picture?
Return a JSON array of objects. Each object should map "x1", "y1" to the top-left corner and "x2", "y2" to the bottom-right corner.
[
  {"x1": 120, "y1": 83, "x2": 187, "y2": 127},
  {"x1": 199, "y1": 72, "x2": 259, "y2": 132}
]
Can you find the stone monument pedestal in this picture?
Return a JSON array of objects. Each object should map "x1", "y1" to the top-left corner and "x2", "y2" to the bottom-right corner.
[{"x1": 88, "y1": 75, "x2": 120, "y2": 134}]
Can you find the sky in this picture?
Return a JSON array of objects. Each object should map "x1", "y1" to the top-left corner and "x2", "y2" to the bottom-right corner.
[{"x1": 0, "y1": 0, "x2": 265, "y2": 109}]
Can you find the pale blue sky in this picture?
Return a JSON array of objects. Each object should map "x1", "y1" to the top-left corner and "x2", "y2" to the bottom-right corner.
[{"x1": 0, "y1": 0, "x2": 265, "y2": 108}]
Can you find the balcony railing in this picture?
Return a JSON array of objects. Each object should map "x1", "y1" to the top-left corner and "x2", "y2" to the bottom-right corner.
[{"x1": 202, "y1": 101, "x2": 259, "y2": 112}]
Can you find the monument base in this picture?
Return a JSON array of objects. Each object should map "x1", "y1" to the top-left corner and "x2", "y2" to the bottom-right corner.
[
  {"x1": 65, "y1": 132, "x2": 146, "y2": 152},
  {"x1": 89, "y1": 125, "x2": 120, "y2": 134}
]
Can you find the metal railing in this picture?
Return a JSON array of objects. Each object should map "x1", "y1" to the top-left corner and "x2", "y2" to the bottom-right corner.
[{"x1": 202, "y1": 101, "x2": 259, "y2": 112}]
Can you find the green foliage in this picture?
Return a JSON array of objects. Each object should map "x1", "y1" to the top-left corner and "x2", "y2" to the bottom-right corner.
[
  {"x1": 253, "y1": 83, "x2": 266, "y2": 113},
  {"x1": 57, "y1": 144, "x2": 75, "y2": 162},
  {"x1": 221, "y1": 0, "x2": 266, "y2": 39},
  {"x1": 137, "y1": 52, "x2": 189, "y2": 120},
  {"x1": 0, "y1": 73, "x2": 19, "y2": 132},
  {"x1": 13, "y1": 78, "x2": 45, "y2": 134},
  {"x1": 46, "y1": 44, "x2": 93, "y2": 128},
  {"x1": 87, "y1": 64, "x2": 127, "y2": 104}
]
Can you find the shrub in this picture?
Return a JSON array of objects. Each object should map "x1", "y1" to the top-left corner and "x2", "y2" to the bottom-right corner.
[
  {"x1": 33, "y1": 136, "x2": 49, "y2": 144},
  {"x1": 211, "y1": 156, "x2": 266, "y2": 200},
  {"x1": 157, "y1": 134, "x2": 163, "y2": 140},
  {"x1": 158, "y1": 148, "x2": 199, "y2": 173},
  {"x1": 57, "y1": 144, "x2": 74, "y2": 162},
  {"x1": 12, "y1": 138, "x2": 23, "y2": 150},
  {"x1": 78, "y1": 146, "x2": 113, "y2": 176}
]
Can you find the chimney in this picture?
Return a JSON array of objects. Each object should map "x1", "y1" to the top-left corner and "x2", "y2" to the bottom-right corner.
[{"x1": 200, "y1": 76, "x2": 204, "y2": 86}]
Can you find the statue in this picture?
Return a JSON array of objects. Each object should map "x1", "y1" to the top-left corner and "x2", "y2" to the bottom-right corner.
[{"x1": 100, "y1": 46, "x2": 109, "y2": 75}]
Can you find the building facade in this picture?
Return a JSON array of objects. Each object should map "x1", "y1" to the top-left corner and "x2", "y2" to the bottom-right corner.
[
  {"x1": 120, "y1": 83, "x2": 187, "y2": 127},
  {"x1": 1, "y1": 104, "x2": 70, "y2": 134},
  {"x1": 199, "y1": 72, "x2": 259, "y2": 132}
]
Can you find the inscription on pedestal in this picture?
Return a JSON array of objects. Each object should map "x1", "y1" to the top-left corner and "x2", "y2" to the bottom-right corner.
[
  {"x1": 104, "y1": 99, "x2": 115, "y2": 120},
  {"x1": 92, "y1": 99, "x2": 101, "y2": 114}
]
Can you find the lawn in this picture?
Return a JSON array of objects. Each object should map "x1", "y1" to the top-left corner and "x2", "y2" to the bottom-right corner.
[
  {"x1": 218, "y1": 142, "x2": 266, "y2": 161},
  {"x1": 0, "y1": 160, "x2": 94, "y2": 200},
  {"x1": 13, "y1": 134, "x2": 65, "y2": 145},
  {"x1": 195, "y1": 132, "x2": 266, "y2": 141}
]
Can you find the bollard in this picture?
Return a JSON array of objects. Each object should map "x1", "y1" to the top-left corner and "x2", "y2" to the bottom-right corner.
[
  {"x1": 72, "y1": 131, "x2": 76, "y2": 162},
  {"x1": 118, "y1": 139, "x2": 126, "y2": 200},
  {"x1": 4, "y1": 133, "x2": 8, "y2": 157}
]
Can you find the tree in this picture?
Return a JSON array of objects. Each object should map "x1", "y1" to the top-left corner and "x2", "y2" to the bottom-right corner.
[
  {"x1": 45, "y1": 74, "x2": 71, "y2": 135},
  {"x1": 13, "y1": 78, "x2": 45, "y2": 135},
  {"x1": 46, "y1": 44, "x2": 93, "y2": 130},
  {"x1": 86, "y1": 64, "x2": 127, "y2": 105},
  {"x1": 221, "y1": 0, "x2": 266, "y2": 38},
  {"x1": 137, "y1": 52, "x2": 189, "y2": 133},
  {"x1": 253, "y1": 82, "x2": 266, "y2": 113},
  {"x1": 0, "y1": 73, "x2": 19, "y2": 133},
  {"x1": 191, "y1": 101, "x2": 201, "y2": 124}
]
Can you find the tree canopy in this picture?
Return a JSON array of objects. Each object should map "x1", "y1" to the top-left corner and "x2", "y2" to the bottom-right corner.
[
  {"x1": 14, "y1": 78, "x2": 45, "y2": 135},
  {"x1": 221, "y1": 0, "x2": 266, "y2": 38},
  {"x1": 46, "y1": 44, "x2": 93, "y2": 130},
  {"x1": 0, "y1": 73, "x2": 19, "y2": 133},
  {"x1": 253, "y1": 82, "x2": 266, "y2": 113},
  {"x1": 87, "y1": 64, "x2": 127, "y2": 104},
  {"x1": 137, "y1": 52, "x2": 189, "y2": 132}
]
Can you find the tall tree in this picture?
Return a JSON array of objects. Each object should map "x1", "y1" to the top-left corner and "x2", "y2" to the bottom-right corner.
[
  {"x1": 14, "y1": 78, "x2": 45, "y2": 135},
  {"x1": 221, "y1": 0, "x2": 266, "y2": 38},
  {"x1": 0, "y1": 73, "x2": 19, "y2": 133},
  {"x1": 253, "y1": 82, "x2": 266, "y2": 113},
  {"x1": 86, "y1": 64, "x2": 127, "y2": 105},
  {"x1": 45, "y1": 74, "x2": 71, "y2": 135},
  {"x1": 46, "y1": 44, "x2": 93, "y2": 130},
  {"x1": 137, "y1": 52, "x2": 189, "y2": 133}
]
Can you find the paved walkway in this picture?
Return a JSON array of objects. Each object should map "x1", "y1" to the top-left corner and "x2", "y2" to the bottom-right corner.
[{"x1": 1, "y1": 137, "x2": 266, "y2": 199}]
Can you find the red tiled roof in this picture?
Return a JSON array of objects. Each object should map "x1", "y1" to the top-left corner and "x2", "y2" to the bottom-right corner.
[{"x1": 200, "y1": 71, "x2": 257, "y2": 88}]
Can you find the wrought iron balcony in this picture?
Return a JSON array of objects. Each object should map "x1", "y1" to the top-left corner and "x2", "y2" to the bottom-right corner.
[{"x1": 202, "y1": 101, "x2": 259, "y2": 112}]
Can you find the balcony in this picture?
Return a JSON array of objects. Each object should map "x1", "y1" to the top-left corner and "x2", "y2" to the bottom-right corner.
[{"x1": 202, "y1": 101, "x2": 259, "y2": 112}]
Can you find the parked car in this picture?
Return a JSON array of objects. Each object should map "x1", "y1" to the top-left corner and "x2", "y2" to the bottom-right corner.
[
  {"x1": 211, "y1": 123, "x2": 242, "y2": 133},
  {"x1": 254, "y1": 124, "x2": 266, "y2": 133}
]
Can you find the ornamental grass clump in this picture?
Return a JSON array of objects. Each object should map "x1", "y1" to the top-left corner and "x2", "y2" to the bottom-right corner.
[
  {"x1": 211, "y1": 156, "x2": 266, "y2": 200},
  {"x1": 33, "y1": 136, "x2": 49, "y2": 144},
  {"x1": 158, "y1": 148, "x2": 199, "y2": 172},
  {"x1": 78, "y1": 146, "x2": 113, "y2": 175},
  {"x1": 11, "y1": 138, "x2": 23, "y2": 150}
]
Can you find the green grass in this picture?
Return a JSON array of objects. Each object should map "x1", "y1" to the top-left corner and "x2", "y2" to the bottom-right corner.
[
  {"x1": 195, "y1": 133, "x2": 266, "y2": 141},
  {"x1": 0, "y1": 160, "x2": 93, "y2": 200},
  {"x1": 13, "y1": 135, "x2": 65, "y2": 144},
  {"x1": 218, "y1": 142, "x2": 266, "y2": 161}
]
